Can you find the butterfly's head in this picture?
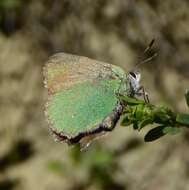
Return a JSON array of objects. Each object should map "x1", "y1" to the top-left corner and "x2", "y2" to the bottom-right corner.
[
  {"x1": 128, "y1": 71, "x2": 141, "y2": 83},
  {"x1": 127, "y1": 71, "x2": 141, "y2": 94}
]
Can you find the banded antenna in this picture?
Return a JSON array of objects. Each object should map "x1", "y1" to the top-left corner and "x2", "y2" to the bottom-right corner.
[{"x1": 133, "y1": 39, "x2": 157, "y2": 70}]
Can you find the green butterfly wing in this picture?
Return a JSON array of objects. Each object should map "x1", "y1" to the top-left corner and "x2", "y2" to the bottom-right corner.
[{"x1": 44, "y1": 53, "x2": 127, "y2": 144}]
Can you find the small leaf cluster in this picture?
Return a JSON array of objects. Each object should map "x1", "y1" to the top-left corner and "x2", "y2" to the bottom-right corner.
[{"x1": 118, "y1": 90, "x2": 189, "y2": 142}]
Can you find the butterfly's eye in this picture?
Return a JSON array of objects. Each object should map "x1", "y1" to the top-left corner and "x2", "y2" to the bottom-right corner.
[{"x1": 129, "y1": 72, "x2": 136, "y2": 79}]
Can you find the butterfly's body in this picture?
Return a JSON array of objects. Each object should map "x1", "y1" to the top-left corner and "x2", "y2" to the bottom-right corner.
[{"x1": 44, "y1": 53, "x2": 145, "y2": 147}]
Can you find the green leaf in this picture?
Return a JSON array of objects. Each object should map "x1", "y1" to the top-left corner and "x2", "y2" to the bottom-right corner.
[
  {"x1": 118, "y1": 95, "x2": 145, "y2": 105},
  {"x1": 154, "y1": 106, "x2": 172, "y2": 123},
  {"x1": 144, "y1": 126, "x2": 165, "y2": 142},
  {"x1": 121, "y1": 115, "x2": 132, "y2": 126},
  {"x1": 138, "y1": 118, "x2": 153, "y2": 130},
  {"x1": 176, "y1": 113, "x2": 189, "y2": 126},
  {"x1": 135, "y1": 104, "x2": 145, "y2": 120},
  {"x1": 185, "y1": 90, "x2": 189, "y2": 108},
  {"x1": 163, "y1": 126, "x2": 181, "y2": 135}
]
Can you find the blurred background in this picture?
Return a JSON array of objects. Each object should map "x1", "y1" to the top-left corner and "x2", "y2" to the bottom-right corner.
[{"x1": 0, "y1": 0, "x2": 189, "y2": 190}]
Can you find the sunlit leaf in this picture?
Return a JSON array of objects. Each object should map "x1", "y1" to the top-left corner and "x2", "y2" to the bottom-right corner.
[
  {"x1": 176, "y1": 113, "x2": 189, "y2": 126},
  {"x1": 118, "y1": 95, "x2": 145, "y2": 105},
  {"x1": 135, "y1": 104, "x2": 145, "y2": 120},
  {"x1": 163, "y1": 126, "x2": 182, "y2": 135},
  {"x1": 144, "y1": 126, "x2": 165, "y2": 142}
]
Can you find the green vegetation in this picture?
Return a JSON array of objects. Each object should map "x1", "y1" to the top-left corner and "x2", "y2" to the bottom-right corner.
[{"x1": 119, "y1": 90, "x2": 189, "y2": 142}]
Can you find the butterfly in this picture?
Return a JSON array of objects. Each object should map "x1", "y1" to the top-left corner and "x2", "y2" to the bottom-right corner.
[{"x1": 43, "y1": 40, "x2": 156, "y2": 149}]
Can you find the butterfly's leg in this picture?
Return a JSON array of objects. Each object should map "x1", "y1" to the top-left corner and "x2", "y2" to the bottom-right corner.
[
  {"x1": 136, "y1": 86, "x2": 149, "y2": 103},
  {"x1": 141, "y1": 86, "x2": 149, "y2": 103}
]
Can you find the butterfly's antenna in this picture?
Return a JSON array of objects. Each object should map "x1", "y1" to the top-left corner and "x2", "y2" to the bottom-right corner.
[
  {"x1": 136, "y1": 52, "x2": 157, "y2": 66},
  {"x1": 144, "y1": 39, "x2": 155, "y2": 53},
  {"x1": 133, "y1": 39, "x2": 157, "y2": 70}
]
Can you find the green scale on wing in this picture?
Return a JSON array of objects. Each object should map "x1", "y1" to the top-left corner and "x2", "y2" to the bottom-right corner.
[{"x1": 48, "y1": 80, "x2": 120, "y2": 137}]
